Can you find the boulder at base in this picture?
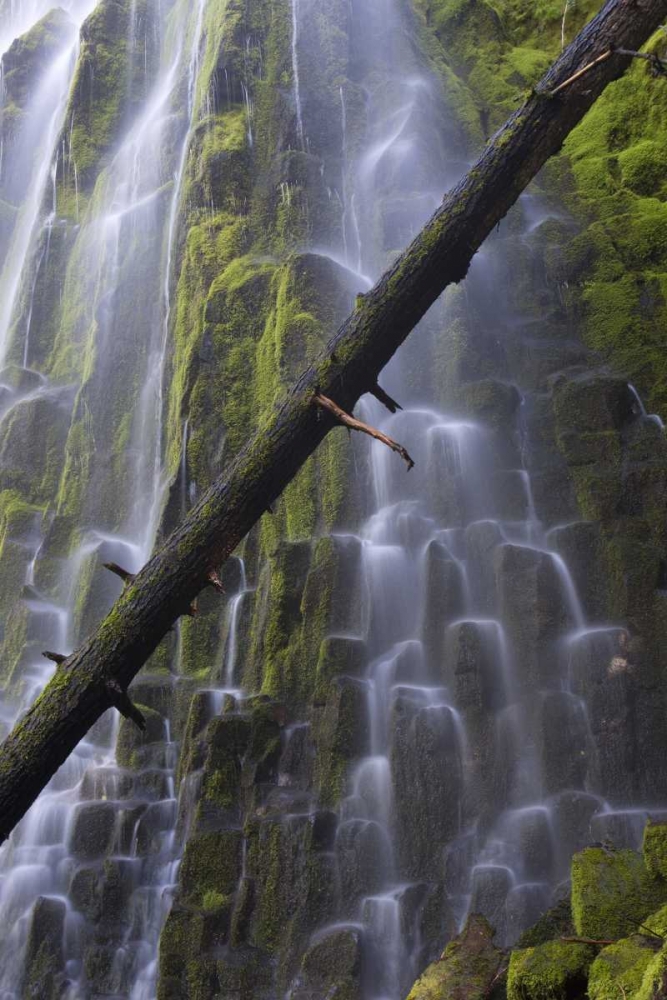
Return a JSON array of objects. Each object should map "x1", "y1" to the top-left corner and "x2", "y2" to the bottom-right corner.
[{"x1": 406, "y1": 914, "x2": 504, "y2": 1000}]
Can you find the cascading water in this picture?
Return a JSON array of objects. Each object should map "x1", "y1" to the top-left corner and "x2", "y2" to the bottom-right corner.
[
  {"x1": 276, "y1": 0, "x2": 667, "y2": 992},
  {"x1": 0, "y1": 10, "x2": 82, "y2": 360},
  {"x1": 0, "y1": 1, "x2": 227, "y2": 997},
  {"x1": 1, "y1": 0, "x2": 667, "y2": 997}
]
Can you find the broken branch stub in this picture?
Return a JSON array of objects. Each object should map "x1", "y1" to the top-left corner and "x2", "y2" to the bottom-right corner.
[{"x1": 312, "y1": 392, "x2": 415, "y2": 470}]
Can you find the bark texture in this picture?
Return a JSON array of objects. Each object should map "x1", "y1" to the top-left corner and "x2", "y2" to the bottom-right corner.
[{"x1": 0, "y1": 0, "x2": 666, "y2": 840}]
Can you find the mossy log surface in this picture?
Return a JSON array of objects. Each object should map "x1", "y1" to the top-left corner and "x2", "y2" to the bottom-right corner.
[{"x1": 0, "y1": 0, "x2": 665, "y2": 841}]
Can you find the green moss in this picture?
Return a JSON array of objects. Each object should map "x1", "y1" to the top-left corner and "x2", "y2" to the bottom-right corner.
[
  {"x1": 197, "y1": 714, "x2": 250, "y2": 816},
  {"x1": 158, "y1": 904, "x2": 207, "y2": 987},
  {"x1": 407, "y1": 915, "x2": 503, "y2": 1000},
  {"x1": 588, "y1": 936, "x2": 656, "y2": 1000},
  {"x1": 618, "y1": 140, "x2": 667, "y2": 196},
  {"x1": 202, "y1": 889, "x2": 228, "y2": 911},
  {"x1": 0, "y1": 392, "x2": 72, "y2": 506},
  {"x1": 644, "y1": 823, "x2": 667, "y2": 881},
  {"x1": 66, "y1": 0, "x2": 134, "y2": 185},
  {"x1": 571, "y1": 848, "x2": 667, "y2": 941},
  {"x1": 560, "y1": 39, "x2": 667, "y2": 418},
  {"x1": 645, "y1": 903, "x2": 667, "y2": 938},
  {"x1": 0, "y1": 9, "x2": 75, "y2": 111},
  {"x1": 178, "y1": 830, "x2": 243, "y2": 908},
  {"x1": 507, "y1": 941, "x2": 594, "y2": 1000},
  {"x1": 0, "y1": 492, "x2": 44, "y2": 628},
  {"x1": 422, "y1": 0, "x2": 667, "y2": 419},
  {"x1": 635, "y1": 942, "x2": 667, "y2": 1000}
]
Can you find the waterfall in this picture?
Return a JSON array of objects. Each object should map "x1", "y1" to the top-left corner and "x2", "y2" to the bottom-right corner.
[
  {"x1": 0, "y1": 0, "x2": 666, "y2": 997},
  {"x1": 0, "y1": 1, "x2": 219, "y2": 997},
  {"x1": 291, "y1": 0, "x2": 305, "y2": 149},
  {"x1": 0, "y1": 30, "x2": 80, "y2": 361}
]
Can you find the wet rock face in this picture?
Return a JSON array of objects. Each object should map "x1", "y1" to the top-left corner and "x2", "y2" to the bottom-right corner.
[
  {"x1": 546, "y1": 521, "x2": 607, "y2": 622},
  {"x1": 69, "y1": 801, "x2": 117, "y2": 861},
  {"x1": 538, "y1": 691, "x2": 590, "y2": 795},
  {"x1": 460, "y1": 379, "x2": 521, "y2": 432},
  {"x1": 422, "y1": 539, "x2": 466, "y2": 672},
  {"x1": 445, "y1": 620, "x2": 505, "y2": 712},
  {"x1": 293, "y1": 927, "x2": 363, "y2": 1000},
  {"x1": 159, "y1": 698, "x2": 348, "y2": 999},
  {"x1": 0, "y1": 9, "x2": 75, "y2": 132},
  {"x1": 495, "y1": 543, "x2": 573, "y2": 691},
  {"x1": 22, "y1": 895, "x2": 66, "y2": 999},
  {"x1": 391, "y1": 692, "x2": 464, "y2": 880}
]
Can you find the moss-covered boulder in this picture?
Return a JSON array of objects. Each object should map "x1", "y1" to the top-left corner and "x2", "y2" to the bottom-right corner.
[
  {"x1": 634, "y1": 940, "x2": 667, "y2": 1000},
  {"x1": 196, "y1": 714, "x2": 252, "y2": 828},
  {"x1": 0, "y1": 388, "x2": 75, "y2": 505},
  {"x1": 406, "y1": 915, "x2": 504, "y2": 1000},
  {"x1": 507, "y1": 940, "x2": 594, "y2": 1000},
  {"x1": 571, "y1": 847, "x2": 667, "y2": 940},
  {"x1": 588, "y1": 936, "x2": 658, "y2": 1000}
]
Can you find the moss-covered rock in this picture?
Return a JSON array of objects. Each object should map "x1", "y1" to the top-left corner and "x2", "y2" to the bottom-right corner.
[
  {"x1": 571, "y1": 847, "x2": 667, "y2": 940},
  {"x1": 406, "y1": 914, "x2": 504, "y2": 1000},
  {"x1": 634, "y1": 939, "x2": 667, "y2": 1000},
  {"x1": 296, "y1": 926, "x2": 363, "y2": 1000},
  {"x1": 115, "y1": 704, "x2": 164, "y2": 769},
  {"x1": 178, "y1": 830, "x2": 243, "y2": 908},
  {"x1": 644, "y1": 822, "x2": 667, "y2": 881},
  {"x1": 588, "y1": 936, "x2": 658, "y2": 1000},
  {"x1": 507, "y1": 940, "x2": 594, "y2": 1000},
  {"x1": 312, "y1": 676, "x2": 370, "y2": 807},
  {"x1": 0, "y1": 9, "x2": 75, "y2": 116},
  {"x1": 66, "y1": 0, "x2": 142, "y2": 186}
]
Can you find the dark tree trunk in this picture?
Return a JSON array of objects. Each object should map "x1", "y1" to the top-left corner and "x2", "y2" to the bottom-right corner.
[{"x1": 0, "y1": 0, "x2": 665, "y2": 841}]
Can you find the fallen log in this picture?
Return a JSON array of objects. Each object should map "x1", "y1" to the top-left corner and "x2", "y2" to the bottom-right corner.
[{"x1": 0, "y1": 0, "x2": 665, "y2": 841}]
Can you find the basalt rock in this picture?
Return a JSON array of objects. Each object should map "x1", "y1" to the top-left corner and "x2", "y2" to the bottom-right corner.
[
  {"x1": 22, "y1": 895, "x2": 66, "y2": 1000},
  {"x1": 69, "y1": 801, "x2": 117, "y2": 861},
  {"x1": 495, "y1": 543, "x2": 572, "y2": 692},
  {"x1": 391, "y1": 693, "x2": 464, "y2": 880}
]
